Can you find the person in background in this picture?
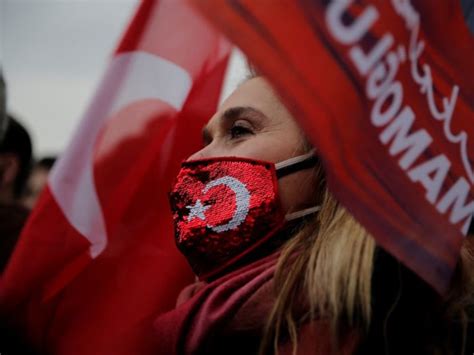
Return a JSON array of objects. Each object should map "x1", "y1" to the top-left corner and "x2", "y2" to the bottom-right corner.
[
  {"x1": 0, "y1": 115, "x2": 32, "y2": 272},
  {"x1": 0, "y1": 68, "x2": 39, "y2": 355},
  {"x1": 22, "y1": 156, "x2": 56, "y2": 210},
  {"x1": 0, "y1": 115, "x2": 33, "y2": 207}
]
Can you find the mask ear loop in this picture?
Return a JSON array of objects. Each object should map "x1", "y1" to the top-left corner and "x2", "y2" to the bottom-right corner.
[
  {"x1": 285, "y1": 205, "x2": 321, "y2": 221},
  {"x1": 274, "y1": 149, "x2": 321, "y2": 220},
  {"x1": 275, "y1": 150, "x2": 319, "y2": 179},
  {"x1": 275, "y1": 149, "x2": 316, "y2": 173}
]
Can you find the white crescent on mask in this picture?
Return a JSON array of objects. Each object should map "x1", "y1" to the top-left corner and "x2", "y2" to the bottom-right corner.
[{"x1": 203, "y1": 176, "x2": 250, "y2": 233}]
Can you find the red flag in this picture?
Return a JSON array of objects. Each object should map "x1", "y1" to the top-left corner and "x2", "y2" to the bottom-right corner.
[
  {"x1": 0, "y1": 1, "x2": 231, "y2": 354},
  {"x1": 191, "y1": 0, "x2": 474, "y2": 293}
]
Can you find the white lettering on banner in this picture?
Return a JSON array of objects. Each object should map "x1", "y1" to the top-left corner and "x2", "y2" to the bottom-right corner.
[
  {"x1": 379, "y1": 106, "x2": 433, "y2": 170},
  {"x1": 350, "y1": 34, "x2": 394, "y2": 76},
  {"x1": 366, "y1": 46, "x2": 406, "y2": 100},
  {"x1": 326, "y1": 0, "x2": 378, "y2": 45},
  {"x1": 437, "y1": 178, "x2": 474, "y2": 234},
  {"x1": 370, "y1": 81, "x2": 403, "y2": 127},
  {"x1": 325, "y1": 0, "x2": 474, "y2": 234},
  {"x1": 408, "y1": 154, "x2": 451, "y2": 204},
  {"x1": 393, "y1": 1, "x2": 471, "y2": 186}
]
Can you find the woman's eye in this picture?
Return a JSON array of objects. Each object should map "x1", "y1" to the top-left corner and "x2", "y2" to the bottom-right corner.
[{"x1": 229, "y1": 124, "x2": 253, "y2": 139}]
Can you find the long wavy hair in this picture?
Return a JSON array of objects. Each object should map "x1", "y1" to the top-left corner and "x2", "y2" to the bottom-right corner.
[{"x1": 259, "y1": 150, "x2": 474, "y2": 354}]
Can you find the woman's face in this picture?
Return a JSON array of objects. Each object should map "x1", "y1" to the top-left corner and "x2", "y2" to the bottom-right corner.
[{"x1": 187, "y1": 77, "x2": 317, "y2": 213}]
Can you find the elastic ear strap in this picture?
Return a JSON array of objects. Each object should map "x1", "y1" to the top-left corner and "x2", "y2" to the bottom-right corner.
[
  {"x1": 276, "y1": 149, "x2": 318, "y2": 179},
  {"x1": 275, "y1": 149, "x2": 315, "y2": 170},
  {"x1": 285, "y1": 205, "x2": 321, "y2": 221}
]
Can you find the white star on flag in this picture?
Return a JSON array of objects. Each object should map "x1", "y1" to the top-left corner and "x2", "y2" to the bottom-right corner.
[{"x1": 186, "y1": 199, "x2": 210, "y2": 221}]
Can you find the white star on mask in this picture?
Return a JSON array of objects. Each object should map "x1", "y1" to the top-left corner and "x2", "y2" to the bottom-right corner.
[{"x1": 186, "y1": 199, "x2": 211, "y2": 222}]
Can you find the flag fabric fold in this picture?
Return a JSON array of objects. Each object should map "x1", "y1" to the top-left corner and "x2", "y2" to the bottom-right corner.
[{"x1": 0, "y1": 1, "x2": 231, "y2": 354}]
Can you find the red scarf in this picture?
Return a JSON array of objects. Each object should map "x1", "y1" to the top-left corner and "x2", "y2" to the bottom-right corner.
[{"x1": 154, "y1": 251, "x2": 358, "y2": 354}]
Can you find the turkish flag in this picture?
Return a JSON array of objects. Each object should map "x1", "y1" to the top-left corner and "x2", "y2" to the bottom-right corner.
[
  {"x1": 191, "y1": 0, "x2": 474, "y2": 293},
  {"x1": 0, "y1": 1, "x2": 231, "y2": 354}
]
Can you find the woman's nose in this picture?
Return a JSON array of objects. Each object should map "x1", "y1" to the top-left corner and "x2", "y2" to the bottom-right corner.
[
  {"x1": 186, "y1": 149, "x2": 206, "y2": 161},
  {"x1": 186, "y1": 143, "x2": 225, "y2": 161},
  {"x1": 186, "y1": 144, "x2": 213, "y2": 161}
]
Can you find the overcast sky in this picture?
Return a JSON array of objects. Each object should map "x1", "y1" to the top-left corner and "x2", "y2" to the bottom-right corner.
[{"x1": 0, "y1": 0, "x2": 246, "y2": 157}]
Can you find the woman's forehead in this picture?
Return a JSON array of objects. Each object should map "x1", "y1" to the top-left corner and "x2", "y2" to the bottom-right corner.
[
  {"x1": 208, "y1": 77, "x2": 289, "y2": 127},
  {"x1": 221, "y1": 77, "x2": 277, "y2": 111}
]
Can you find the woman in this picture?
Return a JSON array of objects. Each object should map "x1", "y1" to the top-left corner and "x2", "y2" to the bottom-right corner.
[{"x1": 155, "y1": 76, "x2": 474, "y2": 354}]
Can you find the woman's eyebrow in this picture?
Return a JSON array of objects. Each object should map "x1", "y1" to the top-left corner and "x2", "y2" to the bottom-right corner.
[{"x1": 221, "y1": 106, "x2": 268, "y2": 123}]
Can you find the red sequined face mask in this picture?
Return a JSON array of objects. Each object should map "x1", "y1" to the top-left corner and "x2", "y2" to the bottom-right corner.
[{"x1": 169, "y1": 151, "x2": 319, "y2": 279}]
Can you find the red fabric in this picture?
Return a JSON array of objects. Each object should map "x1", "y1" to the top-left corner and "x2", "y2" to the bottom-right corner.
[
  {"x1": 170, "y1": 157, "x2": 285, "y2": 279},
  {"x1": 154, "y1": 252, "x2": 279, "y2": 354},
  {"x1": 154, "y1": 251, "x2": 359, "y2": 354},
  {"x1": 0, "y1": 1, "x2": 231, "y2": 354},
  {"x1": 191, "y1": 0, "x2": 474, "y2": 294}
]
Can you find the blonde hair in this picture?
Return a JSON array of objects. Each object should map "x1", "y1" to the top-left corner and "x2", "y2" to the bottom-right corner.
[{"x1": 260, "y1": 157, "x2": 474, "y2": 354}]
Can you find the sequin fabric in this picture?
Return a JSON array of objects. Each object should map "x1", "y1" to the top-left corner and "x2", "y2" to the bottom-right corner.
[{"x1": 169, "y1": 157, "x2": 285, "y2": 279}]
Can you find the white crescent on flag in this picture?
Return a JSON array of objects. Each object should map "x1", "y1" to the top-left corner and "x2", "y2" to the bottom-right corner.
[{"x1": 204, "y1": 176, "x2": 250, "y2": 233}]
